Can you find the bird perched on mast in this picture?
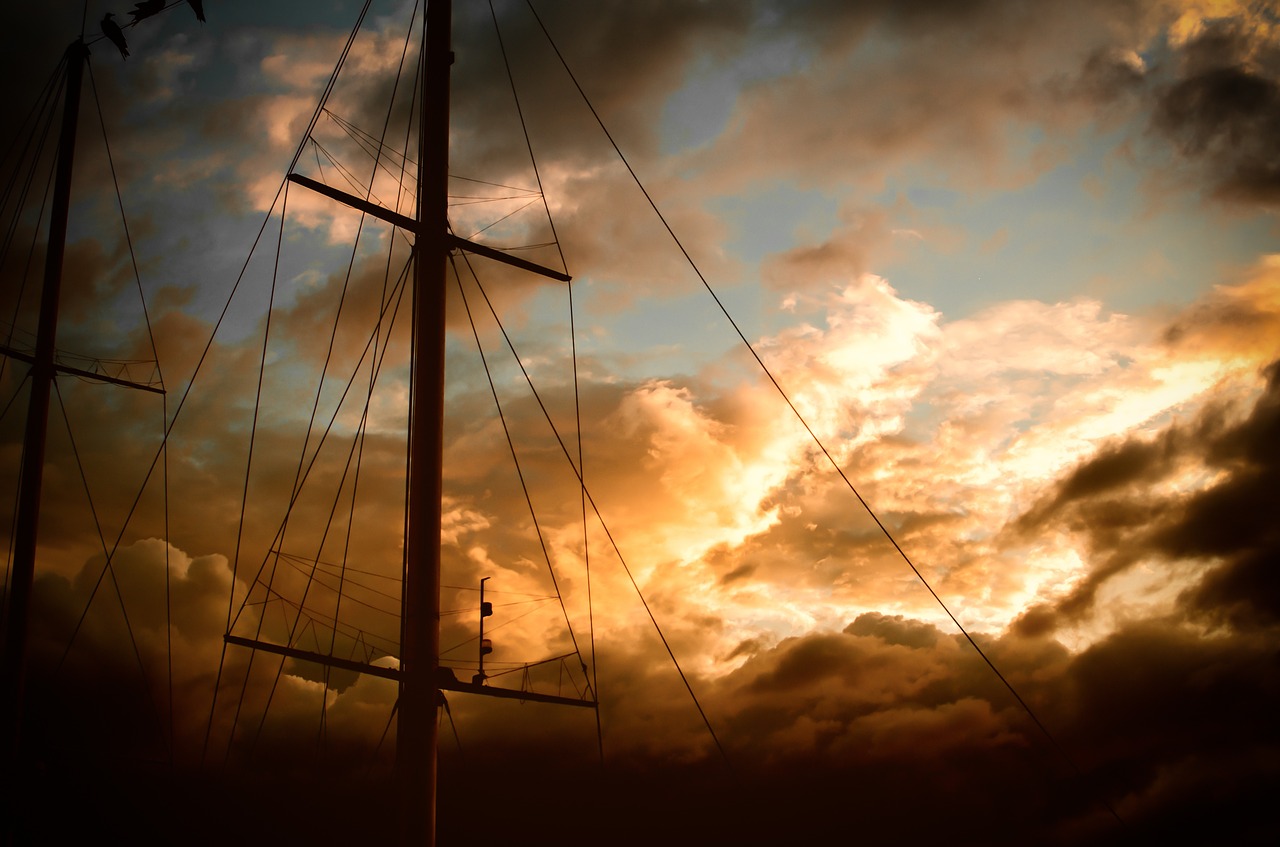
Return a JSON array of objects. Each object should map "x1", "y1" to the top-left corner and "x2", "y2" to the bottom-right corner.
[
  {"x1": 187, "y1": 0, "x2": 207, "y2": 23},
  {"x1": 130, "y1": 0, "x2": 164, "y2": 24},
  {"x1": 100, "y1": 13, "x2": 129, "y2": 60}
]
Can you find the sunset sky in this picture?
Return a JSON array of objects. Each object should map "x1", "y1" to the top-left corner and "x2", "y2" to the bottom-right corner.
[{"x1": 2, "y1": 1, "x2": 1278, "y2": 844}]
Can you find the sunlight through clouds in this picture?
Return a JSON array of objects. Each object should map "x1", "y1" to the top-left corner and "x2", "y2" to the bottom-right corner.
[{"x1": 3, "y1": 1, "x2": 1278, "y2": 842}]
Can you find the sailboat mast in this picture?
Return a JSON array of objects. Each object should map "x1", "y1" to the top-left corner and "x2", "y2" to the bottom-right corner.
[
  {"x1": 1, "y1": 39, "x2": 88, "y2": 767},
  {"x1": 399, "y1": 0, "x2": 451, "y2": 844}
]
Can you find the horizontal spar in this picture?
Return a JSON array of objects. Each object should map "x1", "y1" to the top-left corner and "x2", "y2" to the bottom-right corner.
[
  {"x1": 224, "y1": 635, "x2": 595, "y2": 708},
  {"x1": 286, "y1": 173, "x2": 571, "y2": 282},
  {"x1": 0, "y1": 344, "x2": 164, "y2": 394}
]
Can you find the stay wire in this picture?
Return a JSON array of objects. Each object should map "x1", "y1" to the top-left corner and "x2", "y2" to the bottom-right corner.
[
  {"x1": 49, "y1": 380, "x2": 170, "y2": 759},
  {"x1": 251, "y1": 585, "x2": 396, "y2": 655},
  {"x1": 319, "y1": 4, "x2": 419, "y2": 749},
  {"x1": 526, "y1": 0, "x2": 1121, "y2": 824},
  {"x1": 227, "y1": 253, "x2": 413, "y2": 637},
  {"x1": 35, "y1": 54, "x2": 170, "y2": 753},
  {"x1": 489, "y1": 0, "x2": 599, "y2": 761},
  {"x1": 85, "y1": 55, "x2": 174, "y2": 758},
  {"x1": 452, "y1": 250, "x2": 593, "y2": 699},
  {"x1": 275, "y1": 557, "x2": 400, "y2": 624},
  {"x1": 0, "y1": 54, "x2": 64, "y2": 274},
  {"x1": 1, "y1": 60, "x2": 65, "y2": 395},
  {"x1": 461, "y1": 197, "x2": 539, "y2": 240},
  {"x1": 229, "y1": 249, "x2": 412, "y2": 757},
  {"x1": 440, "y1": 598, "x2": 558, "y2": 659},
  {"x1": 487, "y1": 0, "x2": 569, "y2": 276},
  {"x1": 242, "y1": 189, "x2": 391, "y2": 760},
  {"x1": 219, "y1": 179, "x2": 292, "y2": 764},
  {"x1": 206, "y1": 0, "x2": 376, "y2": 759},
  {"x1": 237, "y1": 125, "x2": 418, "y2": 756},
  {"x1": 36, "y1": 0, "x2": 379, "y2": 762},
  {"x1": 276, "y1": 552, "x2": 401, "y2": 609},
  {"x1": 464, "y1": 245, "x2": 726, "y2": 761}
]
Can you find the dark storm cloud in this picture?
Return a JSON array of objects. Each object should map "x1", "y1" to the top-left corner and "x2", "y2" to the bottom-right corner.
[
  {"x1": 1164, "y1": 361, "x2": 1280, "y2": 629},
  {"x1": 9, "y1": 5, "x2": 1280, "y2": 844},
  {"x1": 845, "y1": 610, "x2": 941, "y2": 648},
  {"x1": 1013, "y1": 358, "x2": 1280, "y2": 633},
  {"x1": 1151, "y1": 19, "x2": 1280, "y2": 208},
  {"x1": 1074, "y1": 45, "x2": 1147, "y2": 105},
  {"x1": 452, "y1": 609, "x2": 1272, "y2": 845},
  {"x1": 19, "y1": 597, "x2": 1279, "y2": 845}
]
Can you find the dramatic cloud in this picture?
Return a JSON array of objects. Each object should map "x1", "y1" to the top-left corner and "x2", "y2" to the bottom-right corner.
[
  {"x1": 1151, "y1": 5, "x2": 1280, "y2": 208},
  {"x1": 4, "y1": 3, "x2": 1278, "y2": 845}
]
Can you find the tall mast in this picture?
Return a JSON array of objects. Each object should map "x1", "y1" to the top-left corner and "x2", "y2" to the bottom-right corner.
[
  {"x1": 271, "y1": 4, "x2": 580, "y2": 840},
  {"x1": 1, "y1": 39, "x2": 88, "y2": 769},
  {"x1": 399, "y1": 0, "x2": 451, "y2": 844}
]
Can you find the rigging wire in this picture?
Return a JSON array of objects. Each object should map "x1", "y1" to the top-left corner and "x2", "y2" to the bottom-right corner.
[
  {"x1": 226, "y1": 253, "x2": 413, "y2": 637},
  {"x1": 464, "y1": 254, "x2": 728, "y2": 762},
  {"x1": 317, "y1": 8, "x2": 422, "y2": 743},
  {"x1": 85, "y1": 54, "x2": 174, "y2": 762},
  {"x1": 17, "y1": 52, "x2": 172, "y2": 760},
  {"x1": 49, "y1": 380, "x2": 169, "y2": 759},
  {"x1": 225, "y1": 208, "x2": 414, "y2": 757},
  {"x1": 460, "y1": 197, "x2": 539, "y2": 239},
  {"x1": 487, "y1": 0, "x2": 601, "y2": 763},
  {"x1": 240, "y1": 188, "x2": 388, "y2": 758},
  {"x1": 275, "y1": 552, "x2": 403, "y2": 603},
  {"x1": 451, "y1": 250, "x2": 594, "y2": 701},
  {"x1": 232, "y1": 3, "x2": 423, "y2": 759},
  {"x1": 274, "y1": 556, "x2": 400, "y2": 622},
  {"x1": 219, "y1": 176, "x2": 293, "y2": 764},
  {"x1": 442, "y1": 596, "x2": 559, "y2": 615},
  {"x1": 249, "y1": 586, "x2": 398, "y2": 660},
  {"x1": 524, "y1": 0, "x2": 1123, "y2": 825},
  {"x1": 439, "y1": 598, "x2": 559, "y2": 659},
  {"x1": 1, "y1": 59, "x2": 65, "y2": 399},
  {"x1": 201, "y1": 2, "x2": 379, "y2": 760},
  {"x1": 0, "y1": 54, "x2": 64, "y2": 283},
  {"x1": 75, "y1": 0, "x2": 376, "y2": 623},
  {"x1": 298, "y1": 554, "x2": 403, "y2": 582}
]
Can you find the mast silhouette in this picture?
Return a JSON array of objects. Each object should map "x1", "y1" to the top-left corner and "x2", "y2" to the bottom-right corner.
[
  {"x1": 0, "y1": 38, "x2": 89, "y2": 774},
  {"x1": 398, "y1": 0, "x2": 451, "y2": 842},
  {"x1": 274, "y1": 4, "x2": 579, "y2": 844},
  {"x1": 0, "y1": 8, "x2": 585, "y2": 846}
]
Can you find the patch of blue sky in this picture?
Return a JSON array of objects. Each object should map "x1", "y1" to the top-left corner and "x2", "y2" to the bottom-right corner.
[
  {"x1": 870, "y1": 129, "x2": 1276, "y2": 321},
  {"x1": 557, "y1": 277, "x2": 743, "y2": 387},
  {"x1": 566, "y1": 182, "x2": 845, "y2": 384},
  {"x1": 659, "y1": 30, "x2": 810, "y2": 156},
  {"x1": 711, "y1": 180, "x2": 843, "y2": 270}
]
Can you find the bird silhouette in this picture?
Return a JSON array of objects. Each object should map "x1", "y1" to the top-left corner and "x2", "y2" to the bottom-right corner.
[
  {"x1": 187, "y1": 0, "x2": 206, "y2": 23},
  {"x1": 101, "y1": 13, "x2": 129, "y2": 59},
  {"x1": 130, "y1": 0, "x2": 165, "y2": 24}
]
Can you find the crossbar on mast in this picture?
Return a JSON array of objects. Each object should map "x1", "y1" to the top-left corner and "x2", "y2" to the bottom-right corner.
[
  {"x1": 222, "y1": 635, "x2": 596, "y2": 709},
  {"x1": 285, "y1": 173, "x2": 571, "y2": 282},
  {"x1": 0, "y1": 345, "x2": 164, "y2": 394}
]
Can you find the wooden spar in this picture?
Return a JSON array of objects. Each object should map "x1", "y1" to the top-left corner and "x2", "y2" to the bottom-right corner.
[
  {"x1": 398, "y1": 0, "x2": 451, "y2": 844},
  {"x1": 222, "y1": 635, "x2": 595, "y2": 709},
  {"x1": 1, "y1": 39, "x2": 88, "y2": 769},
  {"x1": 0, "y1": 344, "x2": 165, "y2": 394},
  {"x1": 285, "y1": 173, "x2": 571, "y2": 282},
  {"x1": 229, "y1": 6, "x2": 594, "y2": 841}
]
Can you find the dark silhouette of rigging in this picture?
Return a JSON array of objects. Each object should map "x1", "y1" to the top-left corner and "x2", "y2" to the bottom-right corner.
[
  {"x1": 187, "y1": 0, "x2": 206, "y2": 23},
  {"x1": 100, "y1": 13, "x2": 129, "y2": 59}
]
